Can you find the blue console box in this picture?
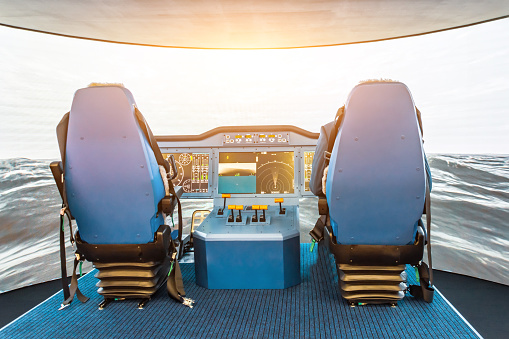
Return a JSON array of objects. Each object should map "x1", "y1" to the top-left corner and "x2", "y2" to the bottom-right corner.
[{"x1": 194, "y1": 205, "x2": 301, "y2": 289}]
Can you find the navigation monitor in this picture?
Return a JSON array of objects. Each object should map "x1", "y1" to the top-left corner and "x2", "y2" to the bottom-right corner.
[
  {"x1": 162, "y1": 153, "x2": 209, "y2": 193},
  {"x1": 218, "y1": 152, "x2": 294, "y2": 194}
]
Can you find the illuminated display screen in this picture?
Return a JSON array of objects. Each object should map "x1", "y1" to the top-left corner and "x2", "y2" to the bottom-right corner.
[
  {"x1": 162, "y1": 153, "x2": 209, "y2": 193},
  {"x1": 218, "y1": 152, "x2": 294, "y2": 194},
  {"x1": 304, "y1": 151, "x2": 315, "y2": 192}
]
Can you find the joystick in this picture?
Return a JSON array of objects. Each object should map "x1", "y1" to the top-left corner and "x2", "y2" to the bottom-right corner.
[
  {"x1": 235, "y1": 205, "x2": 243, "y2": 222},
  {"x1": 218, "y1": 194, "x2": 230, "y2": 215},
  {"x1": 259, "y1": 205, "x2": 268, "y2": 222},
  {"x1": 227, "y1": 204, "x2": 235, "y2": 222},
  {"x1": 251, "y1": 205, "x2": 259, "y2": 222},
  {"x1": 275, "y1": 198, "x2": 286, "y2": 215}
]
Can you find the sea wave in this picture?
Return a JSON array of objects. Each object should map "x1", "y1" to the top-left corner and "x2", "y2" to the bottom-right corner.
[
  {"x1": 0, "y1": 155, "x2": 507, "y2": 293},
  {"x1": 426, "y1": 154, "x2": 509, "y2": 285}
]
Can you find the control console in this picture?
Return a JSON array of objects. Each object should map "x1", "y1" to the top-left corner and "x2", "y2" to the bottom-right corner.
[
  {"x1": 157, "y1": 126, "x2": 319, "y2": 289},
  {"x1": 193, "y1": 199, "x2": 300, "y2": 289}
]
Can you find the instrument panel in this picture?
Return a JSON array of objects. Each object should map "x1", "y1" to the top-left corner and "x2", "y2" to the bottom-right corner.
[
  {"x1": 158, "y1": 127, "x2": 318, "y2": 199},
  {"x1": 162, "y1": 153, "x2": 209, "y2": 193}
]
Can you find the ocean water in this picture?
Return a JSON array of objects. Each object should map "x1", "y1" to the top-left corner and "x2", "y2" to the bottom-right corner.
[{"x1": 0, "y1": 155, "x2": 508, "y2": 293}]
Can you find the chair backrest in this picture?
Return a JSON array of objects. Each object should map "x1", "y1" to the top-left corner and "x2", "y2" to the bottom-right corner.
[
  {"x1": 326, "y1": 82, "x2": 426, "y2": 245},
  {"x1": 65, "y1": 85, "x2": 165, "y2": 245}
]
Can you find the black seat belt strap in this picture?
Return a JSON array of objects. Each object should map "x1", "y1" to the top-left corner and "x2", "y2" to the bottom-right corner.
[
  {"x1": 409, "y1": 176, "x2": 434, "y2": 303},
  {"x1": 164, "y1": 165, "x2": 194, "y2": 307},
  {"x1": 59, "y1": 213, "x2": 70, "y2": 301},
  {"x1": 325, "y1": 106, "x2": 345, "y2": 165},
  {"x1": 166, "y1": 241, "x2": 194, "y2": 308},
  {"x1": 58, "y1": 208, "x2": 89, "y2": 309},
  {"x1": 57, "y1": 112, "x2": 71, "y2": 302},
  {"x1": 60, "y1": 256, "x2": 89, "y2": 309},
  {"x1": 422, "y1": 175, "x2": 435, "y2": 302},
  {"x1": 165, "y1": 185, "x2": 192, "y2": 307},
  {"x1": 310, "y1": 216, "x2": 326, "y2": 243}
]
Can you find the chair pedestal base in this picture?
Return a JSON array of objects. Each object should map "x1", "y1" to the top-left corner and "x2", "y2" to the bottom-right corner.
[
  {"x1": 94, "y1": 258, "x2": 171, "y2": 299},
  {"x1": 337, "y1": 264, "x2": 407, "y2": 305},
  {"x1": 323, "y1": 224, "x2": 424, "y2": 305},
  {"x1": 74, "y1": 226, "x2": 175, "y2": 308}
]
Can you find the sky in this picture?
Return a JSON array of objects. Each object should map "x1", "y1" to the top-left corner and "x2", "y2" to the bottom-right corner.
[{"x1": 1, "y1": 18, "x2": 509, "y2": 159}]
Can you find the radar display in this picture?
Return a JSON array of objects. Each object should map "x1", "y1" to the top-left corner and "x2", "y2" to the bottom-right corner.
[
  {"x1": 218, "y1": 152, "x2": 294, "y2": 194},
  {"x1": 162, "y1": 153, "x2": 209, "y2": 193}
]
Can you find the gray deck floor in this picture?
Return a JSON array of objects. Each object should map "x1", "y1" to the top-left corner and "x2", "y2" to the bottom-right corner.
[{"x1": 0, "y1": 244, "x2": 480, "y2": 338}]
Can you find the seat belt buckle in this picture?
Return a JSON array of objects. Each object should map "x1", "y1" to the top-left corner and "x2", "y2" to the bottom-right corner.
[
  {"x1": 309, "y1": 215, "x2": 326, "y2": 244},
  {"x1": 309, "y1": 229, "x2": 324, "y2": 244},
  {"x1": 182, "y1": 297, "x2": 195, "y2": 308},
  {"x1": 58, "y1": 303, "x2": 70, "y2": 311}
]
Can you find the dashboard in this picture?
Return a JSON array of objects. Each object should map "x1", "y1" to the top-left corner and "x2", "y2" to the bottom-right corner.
[{"x1": 157, "y1": 126, "x2": 318, "y2": 201}]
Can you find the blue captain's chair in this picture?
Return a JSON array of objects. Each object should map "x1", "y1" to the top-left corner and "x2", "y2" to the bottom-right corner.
[
  {"x1": 323, "y1": 81, "x2": 434, "y2": 305},
  {"x1": 50, "y1": 84, "x2": 192, "y2": 309}
]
